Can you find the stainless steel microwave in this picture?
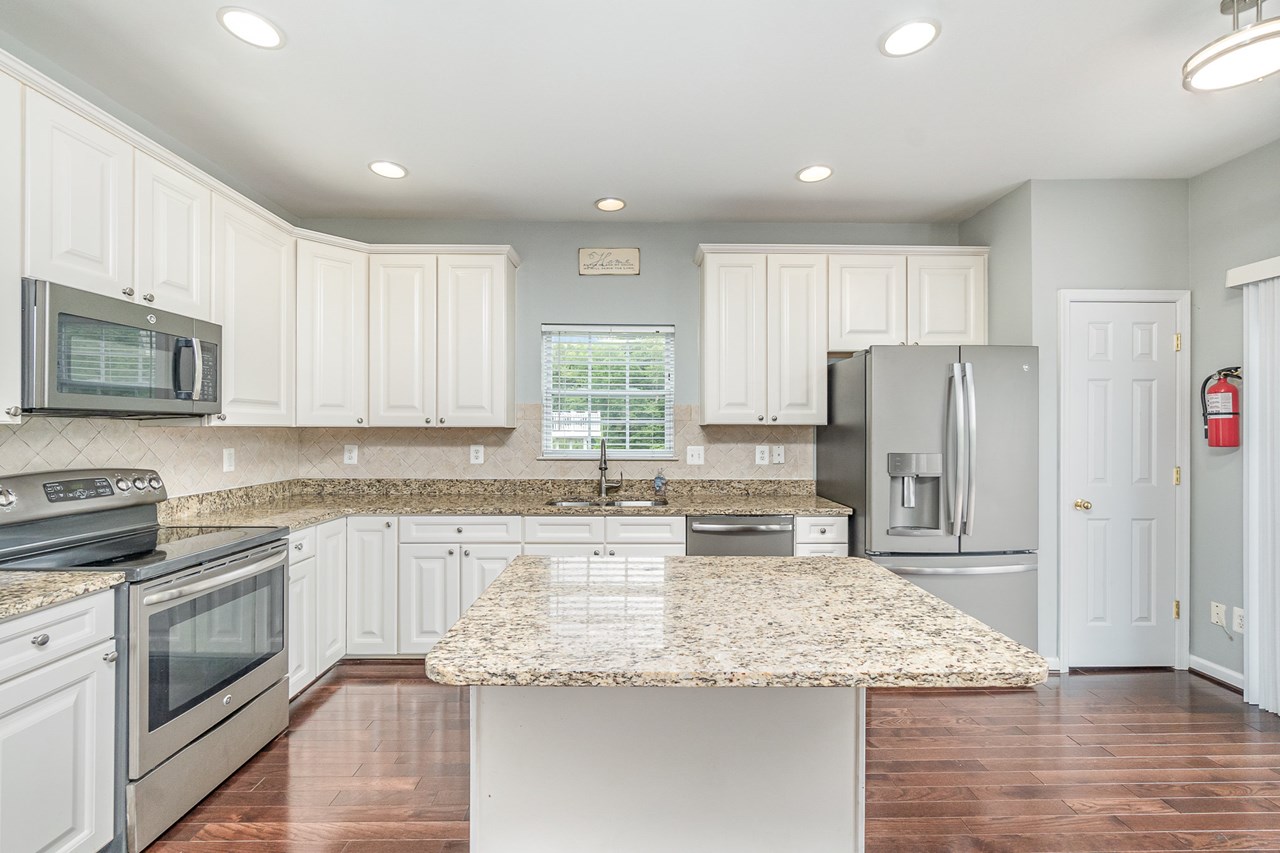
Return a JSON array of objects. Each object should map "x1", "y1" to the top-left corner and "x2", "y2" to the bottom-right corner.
[{"x1": 21, "y1": 279, "x2": 222, "y2": 417}]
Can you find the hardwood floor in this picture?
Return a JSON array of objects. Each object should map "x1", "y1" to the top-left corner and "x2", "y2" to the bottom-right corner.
[{"x1": 155, "y1": 663, "x2": 1280, "y2": 852}]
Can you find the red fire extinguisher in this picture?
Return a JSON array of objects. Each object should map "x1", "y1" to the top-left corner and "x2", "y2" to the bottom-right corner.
[{"x1": 1200, "y1": 367, "x2": 1242, "y2": 447}]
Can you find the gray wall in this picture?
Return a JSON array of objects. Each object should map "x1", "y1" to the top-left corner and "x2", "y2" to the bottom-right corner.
[
  {"x1": 959, "y1": 183, "x2": 1033, "y2": 346},
  {"x1": 300, "y1": 219, "x2": 960, "y2": 405},
  {"x1": 1187, "y1": 138, "x2": 1280, "y2": 676}
]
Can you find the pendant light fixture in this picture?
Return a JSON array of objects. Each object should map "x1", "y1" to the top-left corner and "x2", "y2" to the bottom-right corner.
[{"x1": 1184, "y1": 0, "x2": 1280, "y2": 91}]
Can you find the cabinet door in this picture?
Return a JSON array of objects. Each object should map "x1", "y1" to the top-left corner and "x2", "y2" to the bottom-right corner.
[
  {"x1": 436, "y1": 254, "x2": 514, "y2": 427},
  {"x1": 24, "y1": 90, "x2": 133, "y2": 299},
  {"x1": 766, "y1": 254, "x2": 827, "y2": 425},
  {"x1": 316, "y1": 518, "x2": 348, "y2": 673},
  {"x1": 297, "y1": 240, "x2": 369, "y2": 427},
  {"x1": 211, "y1": 195, "x2": 296, "y2": 426},
  {"x1": 907, "y1": 254, "x2": 987, "y2": 345},
  {"x1": 460, "y1": 544, "x2": 521, "y2": 614},
  {"x1": 700, "y1": 254, "x2": 767, "y2": 424},
  {"x1": 0, "y1": 72, "x2": 19, "y2": 423},
  {"x1": 288, "y1": 556, "x2": 318, "y2": 698},
  {"x1": 346, "y1": 517, "x2": 398, "y2": 655},
  {"x1": 369, "y1": 254, "x2": 437, "y2": 427},
  {"x1": 398, "y1": 544, "x2": 461, "y2": 654},
  {"x1": 0, "y1": 639, "x2": 116, "y2": 853},
  {"x1": 828, "y1": 254, "x2": 907, "y2": 349},
  {"x1": 134, "y1": 151, "x2": 211, "y2": 319}
]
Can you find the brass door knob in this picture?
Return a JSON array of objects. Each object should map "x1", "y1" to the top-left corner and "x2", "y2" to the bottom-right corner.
[{"x1": 1073, "y1": 499, "x2": 1093, "y2": 511}]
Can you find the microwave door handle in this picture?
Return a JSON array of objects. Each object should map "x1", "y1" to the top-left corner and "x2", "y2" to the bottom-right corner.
[
  {"x1": 172, "y1": 338, "x2": 194, "y2": 399},
  {"x1": 191, "y1": 338, "x2": 204, "y2": 402}
]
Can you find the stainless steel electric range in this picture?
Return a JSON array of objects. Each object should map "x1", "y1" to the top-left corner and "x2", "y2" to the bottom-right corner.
[{"x1": 0, "y1": 468, "x2": 289, "y2": 853}]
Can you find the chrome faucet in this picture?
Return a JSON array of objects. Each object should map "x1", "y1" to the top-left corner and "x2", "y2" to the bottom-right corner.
[{"x1": 599, "y1": 437, "x2": 622, "y2": 498}]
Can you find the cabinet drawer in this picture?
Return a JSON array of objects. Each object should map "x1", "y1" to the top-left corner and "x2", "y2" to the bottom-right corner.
[
  {"x1": 793, "y1": 517, "x2": 848, "y2": 544},
  {"x1": 289, "y1": 527, "x2": 317, "y2": 561},
  {"x1": 523, "y1": 516, "x2": 605, "y2": 544},
  {"x1": 0, "y1": 590, "x2": 114, "y2": 685},
  {"x1": 605, "y1": 516, "x2": 687, "y2": 544},
  {"x1": 794, "y1": 543, "x2": 849, "y2": 557},
  {"x1": 523, "y1": 543, "x2": 605, "y2": 557},
  {"x1": 400, "y1": 515, "x2": 521, "y2": 543},
  {"x1": 603, "y1": 544, "x2": 685, "y2": 558}
]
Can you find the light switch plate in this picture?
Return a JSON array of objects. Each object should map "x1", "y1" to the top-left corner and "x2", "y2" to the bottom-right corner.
[
  {"x1": 754, "y1": 445, "x2": 769, "y2": 465},
  {"x1": 343, "y1": 444, "x2": 359, "y2": 465},
  {"x1": 771, "y1": 445, "x2": 785, "y2": 464},
  {"x1": 470, "y1": 445, "x2": 485, "y2": 464},
  {"x1": 686, "y1": 445, "x2": 705, "y2": 466},
  {"x1": 222, "y1": 448, "x2": 235, "y2": 473}
]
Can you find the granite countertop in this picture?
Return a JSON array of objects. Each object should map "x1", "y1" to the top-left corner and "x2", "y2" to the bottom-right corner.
[
  {"x1": 0, "y1": 571, "x2": 124, "y2": 622},
  {"x1": 164, "y1": 493, "x2": 851, "y2": 531},
  {"x1": 424, "y1": 555, "x2": 1047, "y2": 689}
]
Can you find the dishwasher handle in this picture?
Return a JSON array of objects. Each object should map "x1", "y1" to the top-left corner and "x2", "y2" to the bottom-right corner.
[{"x1": 689, "y1": 521, "x2": 794, "y2": 533}]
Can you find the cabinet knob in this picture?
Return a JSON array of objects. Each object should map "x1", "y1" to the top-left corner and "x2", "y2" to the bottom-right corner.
[
  {"x1": 771, "y1": 415, "x2": 778, "y2": 422},
  {"x1": 820, "y1": 527, "x2": 827, "y2": 535},
  {"x1": 464, "y1": 549, "x2": 470, "y2": 557},
  {"x1": 608, "y1": 549, "x2": 616, "y2": 556},
  {"x1": 142, "y1": 293, "x2": 155, "y2": 303},
  {"x1": 357, "y1": 418, "x2": 364, "y2": 424},
  {"x1": 448, "y1": 549, "x2": 455, "y2": 555},
  {"x1": 384, "y1": 521, "x2": 392, "y2": 528},
  {"x1": 425, "y1": 418, "x2": 432, "y2": 424},
  {"x1": 121, "y1": 287, "x2": 135, "y2": 297},
  {"x1": 103, "y1": 650, "x2": 119, "y2": 663},
  {"x1": 593, "y1": 549, "x2": 600, "y2": 555},
  {"x1": 5, "y1": 405, "x2": 22, "y2": 418},
  {"x1": 217, "y1": 414, "x2": 227, "y2": 421},
  {"x1": 439, "y1": 418, "x2": 445, "y2": 424},
  {"x1": 757, "y1": 415, "x2": 764, "y2": 421},
  {"x1": 293, "y1": 542, "x2": 304, "y2": 551},
  {"x1": 457, "y1": 527, "x2": 463, "y2": 533},
  {"x1": 31, "y1": 633, "x2": 50, "y2": 647}
]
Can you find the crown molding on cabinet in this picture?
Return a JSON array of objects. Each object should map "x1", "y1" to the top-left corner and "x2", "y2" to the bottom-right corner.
[
  {"x1": 0, "y1": 47, "x2": 520, "y2": 268},
  {"x1": 694, "y1": 244, "x2": 989, "y2": 266}
]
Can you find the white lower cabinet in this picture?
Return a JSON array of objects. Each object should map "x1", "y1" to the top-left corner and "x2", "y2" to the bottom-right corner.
[
  {"x1": 523, "y1": 543, "x2": 603, "y2": 557},
  {"x1": 346, "y1": 517, "x2": 399, "y2": 655},
  {"x1": 287, "y1": 555, "x2": 317, "y2": 698},
  {"x1": 793, "y1": 516, "x2": 849, "y2": 557},
  {"x1": 461, "y1": 544, "x2": 523, "y2": 612},
  {"x1": 398, "y1": 544, "x2": 461, "y2": 654},
  {"x1": 0, "y1": 592, "x2": 116, "y2": 853},
  {"x1": 315, "y1": 519, "x2": 348, "y2": 672},
  {"x1": 603, "y1": 544, "x2": 686, "y2": 557},
  {"x1": 525, "y1": 515, "x2": 687, "y2": 558}
]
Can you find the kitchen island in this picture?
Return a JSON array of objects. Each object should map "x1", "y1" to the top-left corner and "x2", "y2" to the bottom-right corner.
[{"x1": 425, "y1": 555, "x2": 1046, "y2": 853}]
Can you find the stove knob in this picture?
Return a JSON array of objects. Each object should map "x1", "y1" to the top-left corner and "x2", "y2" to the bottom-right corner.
[
  {"x1": 132, "y1": 477, "x2": 148, "y2": 491},
  {"x1": 147, "y1": 475, "x2": 163, "y2": 490},
  {"x1": 0, "y1": 488, "x2": 15, "y2": 508},
  {"x1": 115, "y1": 478, "x2": 131, "y2": 492}
]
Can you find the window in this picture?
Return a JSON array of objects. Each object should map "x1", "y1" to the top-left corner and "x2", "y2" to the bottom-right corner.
[{"x1": 542, "y1": 324, "x2": 675, "y2": 459}]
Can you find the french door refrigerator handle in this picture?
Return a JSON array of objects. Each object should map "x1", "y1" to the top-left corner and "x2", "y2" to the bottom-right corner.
[
  {"x1": 947, "y1": 363, "x2": 966, "y2": 536},
  {"x1": 963, "y1": 362, "x2": 977, "y2": 535}
]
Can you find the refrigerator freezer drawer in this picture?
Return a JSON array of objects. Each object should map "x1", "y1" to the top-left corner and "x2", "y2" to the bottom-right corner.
[{"x1": 893, "y1": 569, "x2": 1038, "y2": 649}]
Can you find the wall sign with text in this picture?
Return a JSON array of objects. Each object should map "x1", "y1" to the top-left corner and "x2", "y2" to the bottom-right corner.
[{"x1": 579, "y1": 248, "x2": 640, "y2": 276}]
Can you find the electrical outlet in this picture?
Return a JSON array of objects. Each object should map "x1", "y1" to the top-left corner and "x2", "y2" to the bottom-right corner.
[
  {"x1": 772, "y1": 445, "x2": 785, "y2": 464},
  {"x1": 343, "y1": 444, "x2": 359, "y2": 465},
  {"x1": 686, "y1": 445, "x2": 705, "y2": 466},
  {"x1": 754, "y1": 445, "x2": 769, "y2": 465},
  {"x1": 1211, "y1": 601, "x2": 1226, "y2": 627},
  {"x1": 470, "y1": 445, "x2": 485, "y2": 464},
  {"x1": 1233, "y1": 607, "x2": 1246, "y2": 633},
  {"x1": 222, "y1": 448, "x2": 235, "y2": 473}
]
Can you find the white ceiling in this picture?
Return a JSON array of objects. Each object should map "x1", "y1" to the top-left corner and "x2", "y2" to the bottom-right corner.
[{"x1": 1, "y1": 0, "x2": 1278, "y2": 223}]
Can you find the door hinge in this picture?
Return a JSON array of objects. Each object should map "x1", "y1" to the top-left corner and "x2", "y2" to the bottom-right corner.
[
  {"x1": 1174, "y1": 599, "x2": 1181, "y2": 619},
  {"x1": 1174, "y1": 466, "x2": 1182, "y2": 485},
  {"x1": 1174, "y1": 333, "x2": 1182, "y2": 352}
]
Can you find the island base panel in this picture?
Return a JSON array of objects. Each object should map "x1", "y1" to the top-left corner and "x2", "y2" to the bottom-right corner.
[{"x1": 471, "y1": 685, "x2": 865, "y2": 853}]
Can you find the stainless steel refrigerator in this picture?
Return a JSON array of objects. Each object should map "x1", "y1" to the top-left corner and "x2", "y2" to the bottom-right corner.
[{"x1": 817, "y1": 345, "x2": 1038, "y2": 648}]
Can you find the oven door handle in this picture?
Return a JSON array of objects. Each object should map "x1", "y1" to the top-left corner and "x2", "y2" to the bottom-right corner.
[{"x1": 142, "y1": 553, "x2": 285, "y2": 607}]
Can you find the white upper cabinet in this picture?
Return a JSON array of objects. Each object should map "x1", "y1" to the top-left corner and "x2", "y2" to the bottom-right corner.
[
  {"x1": 906, "y1": 254, "x2": 987, "y2": 346},
  {"x1": 211, "y1": 195, "x2": 296, "y2": 426},
  {"x1": 0, "y1": 72, "x2": 20, "y2": 424},
  {"x1": 134, "y1": 151, "x2": 211, "y2": 319},
  {"x1": 766, "y1": 254, "x2": 827, "y2": 425},
  {"x1": 436, "y1": 254, "x2": 516, "y2": 427},
  {"x1": 700, "y1": 253, "x2": 768, "y2": 424},
  {"x1": 24, "y1": 90, "x2": 133, "y2": 299},
  {"x1": 828, "y1": 254, "x2": 908, "y2": 350},
  {"x1": 369, "y1": 255, "x2": 438, "y2": 427},
  {"x1": 296, "y1": 239, "x2": 369, "y2": 427}
]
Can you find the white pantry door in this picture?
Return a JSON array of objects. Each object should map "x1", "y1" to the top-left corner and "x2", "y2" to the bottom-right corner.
[{"x1": 1064, "y1": 301, "x2": 1179, "y2": 666}]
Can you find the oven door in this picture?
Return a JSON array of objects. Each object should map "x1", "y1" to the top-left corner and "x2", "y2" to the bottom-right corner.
[{"x1": 129, "y1": 542, "x2": 287, "y2": 779}]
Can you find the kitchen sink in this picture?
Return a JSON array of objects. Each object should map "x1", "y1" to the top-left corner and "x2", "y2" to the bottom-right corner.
[
  {"x1": 543, "y1": 498, "x2": 670, "y2": 508},
  {"x1": 545, "y1": 498, "x2": 598, "y2": 507},
  {"x1": 603, "y1": 499, "x2": 669, "y2": 507}
]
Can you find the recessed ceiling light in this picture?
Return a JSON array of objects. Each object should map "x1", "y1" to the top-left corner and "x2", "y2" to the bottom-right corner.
[
  {"x1": 1183, "y1": 1, "x2": 1280, "y2": 91},
  {"x1": 796, "y1": 165, "x2": 833, "y2": 183},
  {"x1": 369, "y1": 161, "x2": 408, "y2": 179},
  {"x1": 879, "y1": 19, "x2": 940, "y2": 57},
  {"x1": 217, "y1": 7, "x2": 285, "y2": 49},
  {"x1": 595, "y1": 197, "x2": 626, "y2": 212}
]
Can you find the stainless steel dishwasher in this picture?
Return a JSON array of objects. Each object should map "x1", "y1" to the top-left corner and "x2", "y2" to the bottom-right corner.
[{"x1": 685, "y1": 516, "x2": 794, "y2": 556}]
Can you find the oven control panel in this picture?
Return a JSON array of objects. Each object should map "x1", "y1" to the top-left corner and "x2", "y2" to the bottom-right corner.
[{"x1": 43, "y1": 477, "x2": 115, "y2": 503}]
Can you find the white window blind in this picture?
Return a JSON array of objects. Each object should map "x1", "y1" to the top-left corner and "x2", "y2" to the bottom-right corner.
[{"x1": 542, "y1": 324, "x2": 675, "y2": 459}]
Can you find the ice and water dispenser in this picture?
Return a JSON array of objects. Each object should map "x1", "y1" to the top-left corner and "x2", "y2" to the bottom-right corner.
[{"x1": 886, "y1": 452, "x2": 943, "y2": 535}]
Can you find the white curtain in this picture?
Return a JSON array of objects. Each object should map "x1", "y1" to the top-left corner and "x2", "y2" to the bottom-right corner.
[{"x1": 1244, "y1": 276, "x2": 1280, "y2": 712}]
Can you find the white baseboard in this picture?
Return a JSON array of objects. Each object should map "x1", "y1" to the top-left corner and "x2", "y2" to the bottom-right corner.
[
  {"x1": 1043, "y1": 657, "x2": 1064, "y2": 673},
  {"x1": 1189, "y1": 655, "x2": 1245, "y2": 690}
]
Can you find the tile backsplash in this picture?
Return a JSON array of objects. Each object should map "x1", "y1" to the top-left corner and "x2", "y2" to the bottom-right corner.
[{"x1": 0, "y1": 404, "x2": 814, "y2": 497}]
